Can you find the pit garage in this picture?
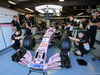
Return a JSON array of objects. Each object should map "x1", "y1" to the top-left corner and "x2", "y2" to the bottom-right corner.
[{"x1": 0, "y1": 0, "x2": 100, "y2": 75}]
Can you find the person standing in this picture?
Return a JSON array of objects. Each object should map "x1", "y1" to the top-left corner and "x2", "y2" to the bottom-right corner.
[
  {"x1": 55, "y1": 20, "x2": 60, "y2": 30},
  {"x1": 62, "y1": 20, "x2": 66, "y2": 33},
  {"x1": 80, "y1": 18, "x2": 88, "y2": 29},
  {"x1": 42, "y1": 21, "x2": 46, "y2": 30},
  {"x1": 86, "y1": 10, "x2": 100, "y2": 49},
  {"x1": 66, "y1": 16, "x2": 75, "y2": 37},
  {"x1": 43, "y1": 21, "x2": 46, "y2": 29},
  {"x1": 24, "y1": 13, "x2": 32, "y2": 36},
  {"x1": 11, "y1": 15, "x2": 21, "y2": 35}
]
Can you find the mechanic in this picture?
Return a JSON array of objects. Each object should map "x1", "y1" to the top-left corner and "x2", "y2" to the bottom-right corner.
[
  {"x1": 55, "y1": 20, "x2": 60, "y2": 30},
  {"x1": 11, "y1": 15, "x2": 21, "y2": 35},
  {"x1": 61, "y1": 20, "x2": 66, "y2": 33},
  {"x1": 24, "y1": 13, "x2": 32, "y2": 36},
  {"x1": 12, "y1": 30, "x2": 23, "y2": 51},
  {"x1": 86, "y1": 10, "x2": 100, "y2": 49},
  {"x1": 36, "y1": 23, "x2": 42, "y2": 34},
  {"x1": 69, "y1": 31, "x2": 90, "y2": 56},
  {"x1": 40, "y1": 20, "x2": 43, "y2": 28},
  {"x1": 43, "y1": 21, "x2": 46, "y2": 29},
  {"x1": 41, "y1": 20, "x2": 46, "y2": 30},
  {"x1": 80, "y1": 18, "x2": 88, "y2": 29},
  {"x1": 66, "y1": 16, "x2": 75, "y2": 36}
]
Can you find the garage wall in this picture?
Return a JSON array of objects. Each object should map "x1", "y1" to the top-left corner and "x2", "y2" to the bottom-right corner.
[
  {"x1": 0, "y1": 7, "x2": 18, "y2": 23},
  {"x1": 0, "y1": 27, "x2": 6, "y2": 50},
  {"x1": 0, "y1": 24, "x2": 14, "y2": 47},
  {"x1": 0, "y1": 7, "x2": 18, "y2": 51}
]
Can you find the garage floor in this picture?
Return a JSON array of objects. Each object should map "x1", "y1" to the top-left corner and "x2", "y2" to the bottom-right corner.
[{"x1": 0, "y1": 35, "x2": 100, "y2": 75}]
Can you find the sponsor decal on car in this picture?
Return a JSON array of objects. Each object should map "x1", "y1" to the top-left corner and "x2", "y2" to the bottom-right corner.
[
  {"x1": 40, "y1": 43, "x2": 48, "y2": 47},
  {"x1": 29, "y1": 63, "x2": 44, "y2": 69},
  {"x1": 42, "y1": 38, "x2": 49, "y2": 43}
]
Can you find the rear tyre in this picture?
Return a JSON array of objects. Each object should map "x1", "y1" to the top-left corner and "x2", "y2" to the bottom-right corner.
[{"x1": 23, "y1": 36, "x2": 35, "y2": 50}]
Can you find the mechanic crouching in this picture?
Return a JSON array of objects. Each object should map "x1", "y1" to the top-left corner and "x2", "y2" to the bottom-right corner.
[
  {"x1": 69, "y1": 31, "x2": 90, "y2": 57},
  {"x1": 12, "y1": 30, "x2": 23, "y2": 52}
]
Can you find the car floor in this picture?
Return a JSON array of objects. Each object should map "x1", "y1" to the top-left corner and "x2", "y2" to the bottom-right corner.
[{"x1": 0, "y1": 34, "x2": 100, "y2": 75}]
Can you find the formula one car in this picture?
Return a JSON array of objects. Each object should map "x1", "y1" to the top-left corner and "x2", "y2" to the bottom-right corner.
[
  {"x1": 12, "y1": 26, "x2": 71, "y2": 75},
  {"x1": 23, "y1": 26, "x2": 62, "y2": 50}
]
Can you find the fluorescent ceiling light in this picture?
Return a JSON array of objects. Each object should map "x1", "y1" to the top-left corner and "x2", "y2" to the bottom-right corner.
[
  {"x1": 78, "y1": 13, "x2": 84, "y2": 16},
  {"x1": 39, "y1": 14, "x2": 43, "y2": 16},
  {"x1": 25, "y1": 8, "x2": 34, "y2": 12},
  {"x1": 59, "y1": 0, "x2": 64, "y2": 2},
  {"x1": 29, "y1": 10, "x2": 34, "y2": 12},
  {"x1": 38, "y1": 10, "x2": 45, "y2": 13},
  {"x1": 25, "y1": 8, "x2": 30, "y2": 10},
  {"x1": 48, "y1": 9, "x2": 53, "y2": 13},
  {"x1": 57, "y1": 13, "x2": 61, "y2": 16},
  {"x1": 8, "y1": 0, "x2": 16, "y2": 5}
]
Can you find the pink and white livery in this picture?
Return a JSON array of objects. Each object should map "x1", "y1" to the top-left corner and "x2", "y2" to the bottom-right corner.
[{"x1": 12, "y1": 26, "x2": 71, "y2": 75}]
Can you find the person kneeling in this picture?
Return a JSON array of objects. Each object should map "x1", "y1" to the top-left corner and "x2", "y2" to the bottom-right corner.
[
  {"x1": 12, "y1": 30, "x2": 23, "y2": 52},
  {"x1": 69, "y1": 31, "x2": 90, "y2": 57}
]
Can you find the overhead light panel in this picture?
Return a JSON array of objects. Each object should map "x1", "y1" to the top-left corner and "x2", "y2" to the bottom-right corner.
[
  {"x1": 25, "y1": 8, "x2": 30, "y2": 10},
  {"x1": 29, "y1": 10, "x2": 34, "y2": 12},
  {"x1": 78, "y1": 13, "x2": 84, "y2": 16},
  {"x1": 35, "y1": 4, "x2": 62, "y2": 15},
  {"x1": 56, "y1": 9, "x2": 60, "y2": 13},
  {"x1": 56, "y1": 13, "x2": 61, "y2": 16},
  {"x1": 25, "y1": 8, "x2": 34, "y2": 12},
  {"x1": 8, "y1": 0, "x2": 16, "y2": 5},
  {"x1": 38, "y1": 10, "x2": 45, "y2": 13},
  {"x1": 59, "y1": 0, "x2": 64, "y2": 2},
  {"x1": 39, "y1": 14, "x2": 43, "y2": 16},
  {"x1": 48, "y1": 9, "x2": 53, "y2": 13}
]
